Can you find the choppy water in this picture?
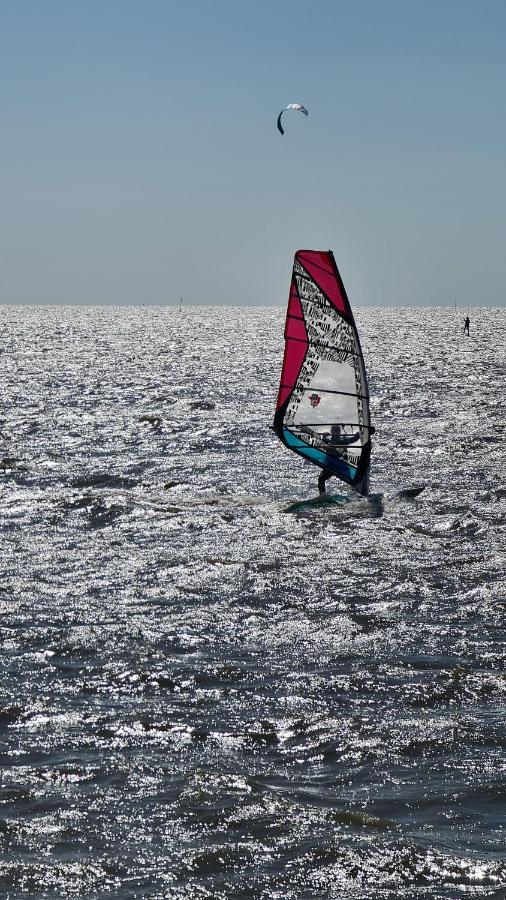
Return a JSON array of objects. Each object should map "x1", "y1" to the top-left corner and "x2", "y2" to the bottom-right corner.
[{"x1": 1, "y1": 304, "x2": 505, "y2": 899}]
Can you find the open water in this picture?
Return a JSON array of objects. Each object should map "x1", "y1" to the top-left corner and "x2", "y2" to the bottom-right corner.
[{"x1": 1, "y1": 304, "x2": 505, "y2": 899}]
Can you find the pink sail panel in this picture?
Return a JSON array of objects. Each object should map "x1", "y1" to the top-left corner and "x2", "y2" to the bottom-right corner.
[
  {"x1": 297, "y1": 250, "x2": 348, "y2": 318},
  {"x1": 276, "y1": 279, "x2": 308, "y2": 410}
]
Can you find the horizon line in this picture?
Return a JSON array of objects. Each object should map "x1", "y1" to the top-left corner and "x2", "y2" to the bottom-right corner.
[{"x1": 0, "y1": 302, "x2": 502, "y2": 311}]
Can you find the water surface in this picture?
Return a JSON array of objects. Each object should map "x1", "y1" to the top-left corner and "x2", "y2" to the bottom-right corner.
[{"x1": 1, "y1": 305, "x2": 505, "y2": 898}]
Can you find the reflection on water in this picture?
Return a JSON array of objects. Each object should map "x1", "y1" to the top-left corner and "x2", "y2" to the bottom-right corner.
[{"x1": 0, "y1": 305, "x2": 505, "y2": 897}]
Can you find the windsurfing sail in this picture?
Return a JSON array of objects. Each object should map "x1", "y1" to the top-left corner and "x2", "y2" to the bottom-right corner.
[{"x1": 273, "y1": 250, "x2": 373, "y2": 495}]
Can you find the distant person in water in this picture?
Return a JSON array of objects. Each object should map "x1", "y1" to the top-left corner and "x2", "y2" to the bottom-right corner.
[{"x1": 464, "y1": 316, "x2": 470, "y2": 335}]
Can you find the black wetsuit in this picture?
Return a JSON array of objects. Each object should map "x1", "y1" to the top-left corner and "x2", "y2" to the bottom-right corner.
[
  {"x1": 464, "y1": 317, "x2": 470, "y2": 335},
  {"x1": 318, "y1": 427, "x2": 375, "y2": 495},
  {"x1": 318, "y1": 467, "x2": 334, "y2": 495}
]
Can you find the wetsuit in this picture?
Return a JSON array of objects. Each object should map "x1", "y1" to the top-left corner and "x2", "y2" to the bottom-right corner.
[
  {"x1": 318, "y1": 427, "x2": 375, "y2": 495},
  {"x1": 318, "y1": 467, "x2": 334, "y2": 495}
]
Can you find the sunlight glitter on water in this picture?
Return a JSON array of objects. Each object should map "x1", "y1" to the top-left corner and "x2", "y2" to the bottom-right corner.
[{"x1": 1, "y1": 304, "x2": 505, "y2": 897}]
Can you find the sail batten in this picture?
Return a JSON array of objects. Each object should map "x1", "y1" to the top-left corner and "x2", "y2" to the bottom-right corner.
[{"x1": 273, "y1": 249, "x2": 372, "y2": 496}]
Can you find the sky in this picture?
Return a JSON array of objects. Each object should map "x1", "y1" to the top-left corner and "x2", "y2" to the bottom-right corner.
[{"x1": 1, "y1": 0, "x2": 506, "y2": 307}]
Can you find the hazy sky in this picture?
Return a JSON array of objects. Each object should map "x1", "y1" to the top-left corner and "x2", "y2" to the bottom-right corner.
[{"x1": 1, "y1": 0, "x2": 506, "y2": 307}]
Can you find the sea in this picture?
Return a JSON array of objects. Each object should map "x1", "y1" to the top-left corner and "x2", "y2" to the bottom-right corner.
[{"x1": 1, "y1": 304, "x2": 505, "y2": 899}]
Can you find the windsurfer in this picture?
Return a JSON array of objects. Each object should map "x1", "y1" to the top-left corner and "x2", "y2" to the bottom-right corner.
[
  {"x1": 464, "y1": 316, "x2": 470, "y2": 335},
  {"x1": 273, "y1": 250, "x2": 375, "y2": 500},
  {"x1": 318, "y1": 425, "x2": 376, "y2": 495},
  {"x1": 323, "y1": 423, "x2": 360, "y2": 448}
]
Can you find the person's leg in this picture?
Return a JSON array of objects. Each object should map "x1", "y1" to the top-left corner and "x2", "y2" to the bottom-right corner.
[{"x1": 318, "y1": 468, "x2": 332, "y2": 495}]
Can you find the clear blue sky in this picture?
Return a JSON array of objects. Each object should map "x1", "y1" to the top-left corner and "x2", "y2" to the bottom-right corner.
[{"x1": 1, "y1": 0, "x2": 505, "y2": 306}]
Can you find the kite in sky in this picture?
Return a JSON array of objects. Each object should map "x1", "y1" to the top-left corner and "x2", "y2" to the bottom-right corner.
[{"x1": 277, "y1": 103, "x2": 309, "y2": 135}]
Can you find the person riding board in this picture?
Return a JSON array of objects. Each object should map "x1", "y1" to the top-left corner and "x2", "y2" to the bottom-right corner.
[
  {"x1": 318, "y1": 424, "x2": 375, "y2": 495},
  {"x1": 464, "y1": 316, "x2": 470, "y2": 335}
]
